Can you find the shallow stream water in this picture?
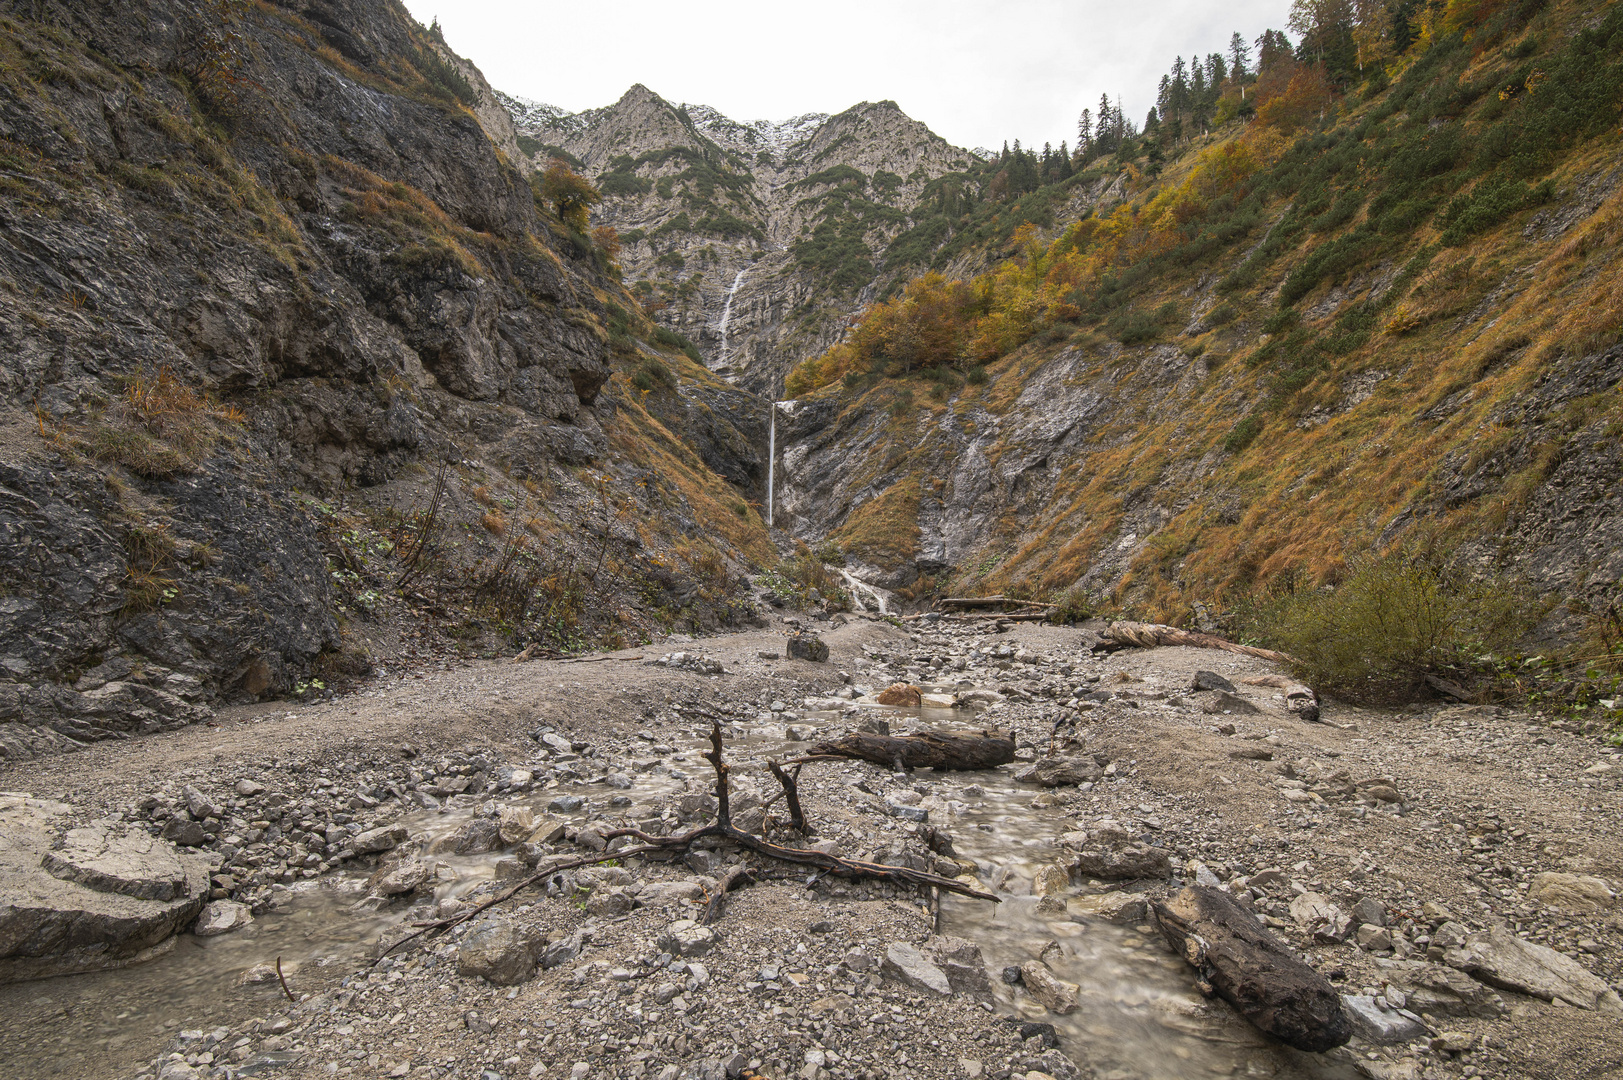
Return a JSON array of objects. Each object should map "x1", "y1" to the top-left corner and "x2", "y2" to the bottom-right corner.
[{"x1": 0, "y1": 705, "x2": 1357, "y2": 1080}]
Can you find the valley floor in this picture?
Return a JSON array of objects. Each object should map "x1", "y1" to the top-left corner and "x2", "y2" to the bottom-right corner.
[{"x1": 1, "y1": 618, "x2": 1619, "y2": 1080}]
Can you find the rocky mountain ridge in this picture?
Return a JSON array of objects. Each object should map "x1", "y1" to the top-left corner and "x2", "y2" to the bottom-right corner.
[{"x1": 504, "y1": 85, "x2": 985, "y2": 395}]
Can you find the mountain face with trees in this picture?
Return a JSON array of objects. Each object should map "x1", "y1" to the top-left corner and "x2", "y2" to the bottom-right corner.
[
  {"x1": 775, "y1": 0, "x2": 1623, "y2": 657},
  {"x1": 503, "y1": 87, "x2": 1004, "y2": 396},
  {"x1": 0, "y1": 0, "x2": 774, "y2": 758}
]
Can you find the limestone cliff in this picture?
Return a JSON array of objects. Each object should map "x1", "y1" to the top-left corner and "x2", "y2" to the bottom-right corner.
[
  {"x1": 504, "y1": 86, "x2": 984, "y2": 395},
  {"x1": 0, "y1": 0, "x2": 770, "y2": 757}
]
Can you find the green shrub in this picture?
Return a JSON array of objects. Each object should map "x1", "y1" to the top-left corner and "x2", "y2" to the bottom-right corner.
[
  {"x1": 965, "y1": 365, "x2": 988, "y2": 385},
  {"x1": 1048, "y1": 585, "x2": 1094, "y2": 624},
  {"x1": 1252, "y1": 549, "x2": 1535, "y2": 702},
  {"x1": 1438, "y1": 174, "x2": 1552, "y2": 245},
  {"x1": 1222, "y1": 415, "x2": 1262, "y2": 453},
  {"x1": 1109, "y1": 301, "x2": 1178, "y2": 345}
]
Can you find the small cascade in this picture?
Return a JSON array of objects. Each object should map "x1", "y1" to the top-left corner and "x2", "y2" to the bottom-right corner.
[
  {"x1": 837, "y1": 567, "x2": 893, "y2": 614},
  {"x1": 715, "y1": 265, "x2": 749, "y2": 367}
]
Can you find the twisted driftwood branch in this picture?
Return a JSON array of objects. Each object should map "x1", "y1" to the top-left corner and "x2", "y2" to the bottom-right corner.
[{"x1": 374, "y1": 722, "x2": 995, "y2": 962}]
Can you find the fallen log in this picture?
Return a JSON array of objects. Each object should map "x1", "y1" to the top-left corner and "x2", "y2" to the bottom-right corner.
[
  {"x1": 1095, "y1": 621, "x2": 1296, "y2": 664},
  {"x1": 1239, "y1": 674, "x2": 1321, "y2": 723},
  {"x1": 1154, "y1": 886, "x2": 1352, "y2": 1053},
  {"x1": 939, "y1": 596, "x2": 1055, "y2": 611},
  {"x1": 798, "y1": 730, "x2": 1016, "y2": 771},
  {"x1": 943, "y1": 612, "x2": 1050, "y2": 623}
]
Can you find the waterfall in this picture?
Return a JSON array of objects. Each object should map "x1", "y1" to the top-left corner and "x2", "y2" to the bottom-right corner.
[
  {"x1": 838, "y1": 568, "x2": 893, "y2": 614},
  {"x1": 767, "y1": 400, "x2": 776, "y2": 528},
  {"x1": 716, "y1": 265, "x2": 749, "y2": 367}
]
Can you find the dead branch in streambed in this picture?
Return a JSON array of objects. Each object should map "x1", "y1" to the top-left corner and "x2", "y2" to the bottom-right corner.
[
  {"x1": 1094, "y1": 620, "x2": 1297, "y2": 664},
  {"x1": 374, "y1": 723, "x2": 996, "y2": 961},
  {"x1": 795, "y1": 730, "x2": 1016, "y2": 771}
]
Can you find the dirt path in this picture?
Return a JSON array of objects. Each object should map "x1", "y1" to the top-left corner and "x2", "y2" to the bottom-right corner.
[{"x1": 2, "y1": 617, "x2": 1619, "y2": 1080}]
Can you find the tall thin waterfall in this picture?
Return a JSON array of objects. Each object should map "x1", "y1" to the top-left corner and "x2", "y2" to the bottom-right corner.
[
  {"x1": 716, "y1": 266, "x2": 749, "y2": 367},
  {"x1": 767, "y1": 401, "x2": 777, "y2": 528}
]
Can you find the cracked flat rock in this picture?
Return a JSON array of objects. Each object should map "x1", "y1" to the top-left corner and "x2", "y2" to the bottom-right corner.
[
  {"x1": 41, "y1": 825, "x2": 190, "y2": 902},
  {"x1": 1442, "y1": 925, "x2": 1622, "y2": 1011},
  {"x1": 0, "y1": 800, "x2": 207, "y2": 982}
]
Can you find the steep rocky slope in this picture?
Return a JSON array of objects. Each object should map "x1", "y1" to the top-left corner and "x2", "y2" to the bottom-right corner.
[
  {"x1": 504, "y1": 86, "x2": 984, "y2": 395},
  {"x1": 0, "y1": 0, "x2": 771, "y2": 758},
  {"x1": 776, "y1": 1, "x2": 1623, "y2": 633}
]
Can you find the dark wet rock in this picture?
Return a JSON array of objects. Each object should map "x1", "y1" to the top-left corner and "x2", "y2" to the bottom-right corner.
[
  {"x1": 456, "y1": 917, "x2": 540, "y2": 986},
  {"x1": 786, "y1": 634, "x2": 829, "y2": 662},
  {"x1": 1155, "y1": 886, "x2": 1353, "y2": 1053},
  {"x1": 1013, "y1": 756, "x2": 1102, "y2": 787},
  {"x1": 1069, "y1": 844, "x2": 1172, "y2": 881}
]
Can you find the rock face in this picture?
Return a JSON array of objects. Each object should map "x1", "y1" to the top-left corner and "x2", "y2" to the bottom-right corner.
[
  {"x1": 504, "y1": 87, "x2": 983, "y2": 397},
  {"x1": 1154, "y1": 886, "x2": 1353, "y2": 1054},
  {"x1": 881, "y1": 942, "x2": 951, "y2": 996},
  {"x1": 0, "y1": 1, "x2": 769, "y2": 759},
  {"x1": 0, "y1": 795, "x2": 208, "y2": 982},
  {"x1": 1018, "y1": 960, "x2": 1080, "y2": 1015}
]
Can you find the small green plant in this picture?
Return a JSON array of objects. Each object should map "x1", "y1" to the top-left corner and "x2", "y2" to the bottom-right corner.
[
  {"x1": 1222, "y1": 415, "x2": 1262, "y2": 453},
  {"x1": 1049, "y1": 585, "x2": 1094, "y2": 624}
]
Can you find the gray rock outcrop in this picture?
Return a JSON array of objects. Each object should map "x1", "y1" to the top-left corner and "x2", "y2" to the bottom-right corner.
[{"x1": 0, "y1": 795, "x2": 208, "y2": 982}]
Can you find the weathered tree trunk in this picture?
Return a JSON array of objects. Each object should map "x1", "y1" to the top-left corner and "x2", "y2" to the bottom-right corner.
[
  {"x1": 1154, "y1": 886, "x2": 1352, "y2": 1053},
  {"x1": 1096, "y1": 621, "x2": 1296, "y2": 664},
  {"x1": 938, "y1": 596, "x2": 1055, "y2": 611},
  {"x1": 802, "y1": 730, "x2": 1016, "y2": 770}
]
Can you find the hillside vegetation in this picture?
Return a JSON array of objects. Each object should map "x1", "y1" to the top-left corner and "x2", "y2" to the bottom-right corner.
[{"x1": 784, "y1": 0, "x2": 1622, "y2": 646}]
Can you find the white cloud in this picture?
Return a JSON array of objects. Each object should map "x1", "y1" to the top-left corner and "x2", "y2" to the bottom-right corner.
[{"x1": 399, "y1": 0, "x2": 1288, "y2": 151}]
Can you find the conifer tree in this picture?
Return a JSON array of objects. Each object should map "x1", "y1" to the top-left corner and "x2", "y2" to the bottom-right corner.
[{"x1": 1229, "y1": 31, "x2": 1252, "y2": 78}]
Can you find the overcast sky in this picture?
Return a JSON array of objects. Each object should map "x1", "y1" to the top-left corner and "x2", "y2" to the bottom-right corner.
[{"x1": 398, "y1": 0, "x2": 1289, "y2": 152}]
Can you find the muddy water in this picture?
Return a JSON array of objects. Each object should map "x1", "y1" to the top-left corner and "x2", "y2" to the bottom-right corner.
[{"x1": 0, "y1": 707, "x2": 1355, "y2": 1080}]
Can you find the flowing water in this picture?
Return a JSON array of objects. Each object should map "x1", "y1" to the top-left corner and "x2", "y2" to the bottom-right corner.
[
  {"x1": 715, "y1": 266, "x2": 750, "y2": 369},
  {"x1": 835, "y1": 568, "x2": 892, "y2": 614},
  {"x1": 0, "y1": 707, "x2": 1358, "y2": 1080}
]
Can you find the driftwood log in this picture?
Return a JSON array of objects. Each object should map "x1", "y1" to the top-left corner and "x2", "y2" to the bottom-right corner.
[
  {"x1": 938, "y1": 596, "x2": 1055, "y2": 611},
  {"x1": 1154, "y1": 886, "x2": 1352, "y2": 1053},
  {"x1": 1239, "y1": 674, "x2": 1322, "y2": 722},
  {"x1": 375, "y1": 723, "x2": 997, "y2": 962},
  {"x1": 799, "y1": 730, "x2": 1016, "y2": 771},
  {"x1": 1095, "y1": 621, "x2": 1297, "y2": 664}
]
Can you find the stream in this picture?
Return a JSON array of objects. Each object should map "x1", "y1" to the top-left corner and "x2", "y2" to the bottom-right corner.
[{"x1": 0, "y1": 704, "x2": 1359, "y2": 1080}]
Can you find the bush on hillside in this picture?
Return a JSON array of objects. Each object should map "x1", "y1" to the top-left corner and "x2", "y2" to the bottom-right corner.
[{"x1": 1250, "y1": 548, "x2": 1535, "y2": 702}]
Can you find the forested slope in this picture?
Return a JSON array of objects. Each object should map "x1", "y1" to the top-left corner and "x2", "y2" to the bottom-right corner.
[{"x1": 780, "y1": 0, "x2": 1623, "y2": 643}]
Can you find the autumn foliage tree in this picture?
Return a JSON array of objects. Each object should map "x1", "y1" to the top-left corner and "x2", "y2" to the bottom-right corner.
[{"x1": 539, "y1": 158, "x2": 600, "y2": 232}]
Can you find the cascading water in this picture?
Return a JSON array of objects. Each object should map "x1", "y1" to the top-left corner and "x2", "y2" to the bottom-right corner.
[
  {"x1": 715, "y1": 265, "x2": 750, "y2": 368},
  {"x1": 767, "y1": 400, "x2": 777, "y2": 528}
]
